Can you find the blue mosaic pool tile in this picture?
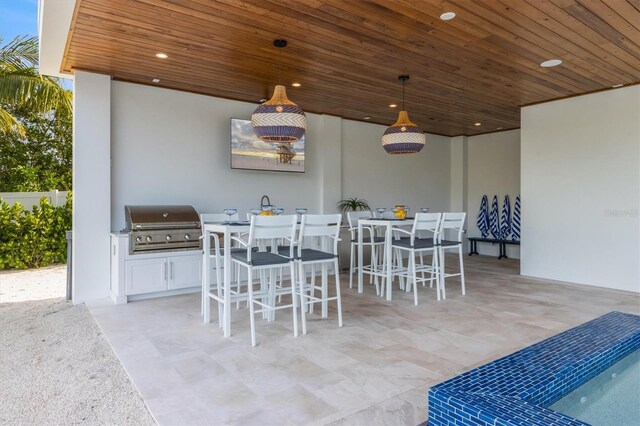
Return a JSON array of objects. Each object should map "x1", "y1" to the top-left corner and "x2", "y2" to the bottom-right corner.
[{"x1": 428, "y1": 311, "x2": 640, "y2": 425}]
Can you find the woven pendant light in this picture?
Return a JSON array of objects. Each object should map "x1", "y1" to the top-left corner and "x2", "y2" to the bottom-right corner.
[
  {"x1": 251, "y1": 40, "x2": 307, "y2": 143},
  {"x1": 381, "y1": 75, "x2": 425, "y2": 154}
]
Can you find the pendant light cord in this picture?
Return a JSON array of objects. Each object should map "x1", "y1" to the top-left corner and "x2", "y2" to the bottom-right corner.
[
  {"x1": 277, "y1": 45, "x2": 282, "y2": 86},
  {"x1": 402, "y1": 78, "x2": 405, "y2": 110}
]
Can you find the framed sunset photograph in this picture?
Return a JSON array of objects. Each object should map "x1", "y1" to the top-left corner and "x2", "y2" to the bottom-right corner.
[{"x1": 230, "y1": 118, "x2": 305, "y2": 173}]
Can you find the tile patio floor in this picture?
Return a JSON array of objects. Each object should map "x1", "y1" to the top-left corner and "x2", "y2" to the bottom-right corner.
[{"x1": 88, "y1": 255, "x2": 640, "y2": 425}]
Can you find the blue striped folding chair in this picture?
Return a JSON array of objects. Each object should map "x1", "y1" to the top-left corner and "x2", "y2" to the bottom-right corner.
[
  {"x1": 512, "y1": 196, "x2": 521, "y2": 241},
  {"x1": 489, "y1": 195, "x2": 500, "y2": 240},
  {"x1": 476, "y1": 195, "x2": 489, "y2": 238},
  {"x1": 500, "y1": 195, "x2": 511, "y2": 240}
]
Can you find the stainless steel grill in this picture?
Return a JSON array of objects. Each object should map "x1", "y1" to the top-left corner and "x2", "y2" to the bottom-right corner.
[{"x1": 124, "y1": 205, "x2": 202, "y2": 254}]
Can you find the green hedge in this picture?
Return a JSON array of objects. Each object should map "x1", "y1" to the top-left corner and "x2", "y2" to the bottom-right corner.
[{"x1": 0, "y1": 194, "x2": 72, "y2": 269}]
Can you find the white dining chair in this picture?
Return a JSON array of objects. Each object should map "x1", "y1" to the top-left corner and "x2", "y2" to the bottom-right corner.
[
  {"x1": 389, "y1": 213, "x2": 442, "y2": 305},
  {"x1": 230, "y1": 214, "x2": 299, "y2": 346},
  {"x1": 200, "y1": 213, "x2": 244, "y2": 323},
  {"x1": 437, "y1": 212, "x2": 467, "y2": 299},
  {"x1": 292, "y1": 214, "x2": 343, "y2": 333},
  {"x1": 347, "y1": 211, "x2": 385, "y2": 295}
]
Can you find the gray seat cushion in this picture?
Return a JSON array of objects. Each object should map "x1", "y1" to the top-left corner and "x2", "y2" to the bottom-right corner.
[
  {"x1": 298, "y1": 249, "x2": 336, "y2": 262},
  {"x1": 440, "y1": 240, "x2": 461, "y2": 247},
  {"x1": 211, "y1": 247, "x2": 256, "y2": 255},
  {"x1": 392, "y1": 238, "x2": 436, "y2": 249},
  {"x1": 231, "y1": 251, "x2": 291, "y2": 266},
  {"x1": 277, "y1": 247, "x2": 335, "y2": 261},
  {"x1": 351, "y1": 236, "x2": 386, "y2": 243}
]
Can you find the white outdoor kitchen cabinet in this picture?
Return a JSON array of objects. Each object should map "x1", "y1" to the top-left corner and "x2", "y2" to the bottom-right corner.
[{"x1": 110, "y1": 233, "x2": 202, "y2": 304}]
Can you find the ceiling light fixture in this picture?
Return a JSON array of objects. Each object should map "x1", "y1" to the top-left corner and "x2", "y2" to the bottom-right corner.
[
  {"x1": 364, "y1": 116, "x2": 371, "y2": 120},
  {"x1": 382, "y1": 75, "x2": 426, "y2": 154},
  {"x1": 389, "y1": 104, "x2": 397, "y2": 108},
  {"x1": 612, "y1": 84, "x2": 623, "y2": 88},
  {"x1": 155, "y1": 53, "x2": 168, "y2": 59},
  {"x1": 291, "y1": 82, "x2": 301, "y2": 87},
  {"x1": 440, "y1": 12, "x2": 456, "y2": 20},
  {"x1": 474, "y1": 122, "x2": 482, "y2": 126},
  {"x1": 152, "y1": 78, "x2": 160, "y2": 83},
  {"x1": 251, "y1": 39, "x2": 306, "y2": 143},
  {"x1": 540, "y1": 59, "x2": 562, "y2": 67}
]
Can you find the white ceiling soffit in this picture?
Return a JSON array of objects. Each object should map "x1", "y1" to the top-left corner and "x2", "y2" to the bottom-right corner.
[{"x1": 38, "y1": 0, "x2": 75, "y2": 79}]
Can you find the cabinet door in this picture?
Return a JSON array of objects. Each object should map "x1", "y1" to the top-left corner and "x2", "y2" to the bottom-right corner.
[
  {"x1": 168, "y1": 255, "x2": 202, "y2": 290},
  {"x1": 126, "y1": 258, "x2": 168, "y2": 295}
]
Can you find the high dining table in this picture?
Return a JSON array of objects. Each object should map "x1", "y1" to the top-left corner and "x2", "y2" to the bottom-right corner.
[
  {"x1": 202, "y1": 219, "x2": 319, "y2": 338},
  {"x1": 357, "y1": 217, "x2": 414, "y2": 301},
  {"x1": 201, "y1": 221, "x2": 249, "y2": 337}
]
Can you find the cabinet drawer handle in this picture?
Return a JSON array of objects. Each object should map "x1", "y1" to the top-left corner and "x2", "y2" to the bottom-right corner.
[
  {"x1": 164, "y1": 262, "x2": 168, "y2": 281},
  {"x1": 170, "y1": 262, "x2": 174, "y2": 280}
]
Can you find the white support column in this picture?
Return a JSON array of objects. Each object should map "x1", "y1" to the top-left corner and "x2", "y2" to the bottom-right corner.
[
  {"x1": 318, "y1": 115, "x2": 342, "y2": 213},
  {"x1": 449, "y1": 136, "x2": 468, "y2": 213},
  {"x1": 449, "y1": 136, "x2": 468, "y2": 243},
  {"x1": 72, "y1": 71, "x2": 111, "y2": 304}
]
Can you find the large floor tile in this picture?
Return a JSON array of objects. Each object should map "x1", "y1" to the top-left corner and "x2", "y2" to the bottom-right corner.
[{"x1": 89, "y1": 255, "x2": 640, "y2": 425}]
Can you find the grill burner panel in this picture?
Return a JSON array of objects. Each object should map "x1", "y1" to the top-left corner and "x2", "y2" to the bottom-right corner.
[{"x1": 125, "y1": 205, "x2": 202, "y2": 254}]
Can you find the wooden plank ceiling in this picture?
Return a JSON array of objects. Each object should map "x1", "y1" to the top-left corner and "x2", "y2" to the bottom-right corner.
[{"x1": 62, "y1": 0, "x2": 640, "y2": 137}]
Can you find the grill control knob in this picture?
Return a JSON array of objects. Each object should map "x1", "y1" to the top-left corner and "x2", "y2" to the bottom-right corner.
[
  {"x1": 146, "y1": 236, "x2": 152, "y2": 242},
  {"x1": 165, "y1": 235, "x2": 172, "y2": 241},
  {"x1": 184, "y1": 234, "x2": 191, "y2": 240},
  {"x1": 135, "y1": 236, "x2": 142, "y2": 243}
]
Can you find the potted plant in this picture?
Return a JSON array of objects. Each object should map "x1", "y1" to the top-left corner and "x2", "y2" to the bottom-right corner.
[
  {"x1": 337, "y1": 197, "x2": 371, "y2": 213},
  {"x1": 336, "y1": 197, "x2": 371, "y2": 271}
]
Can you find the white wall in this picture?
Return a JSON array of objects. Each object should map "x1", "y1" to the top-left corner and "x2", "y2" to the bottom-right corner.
[
  {"x1": 111, "y1": 82, "x2": 452, "y2": 230},
  {"x1": 73, "y1": 71, "x2": 111, "y2": 303},
  {"x1": 466, "y1": 130, "x2": 521, "y2": 258},
  {"x1": 111, "y1": 82, "x2": 328, "y2": 230},
  {"x1": 521, "y1": 86, "x2": 640, "y2": 293},
  {"x1": 341, "y1": 120, "x2": 451, "y2": 213}
]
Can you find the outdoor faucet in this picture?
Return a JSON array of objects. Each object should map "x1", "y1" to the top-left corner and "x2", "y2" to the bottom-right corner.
[{"x1": 260, "y1": 195, "x2": 271, "y2": 209}]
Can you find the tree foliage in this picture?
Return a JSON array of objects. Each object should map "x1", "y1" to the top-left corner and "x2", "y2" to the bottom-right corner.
[
  {"x1": 0, "y1": 103, "x2": 72, "y2": 191},
  {"x1": 0, "y1": 35, "x2": 72, "y2": 136},
  {"x1": 0, "y1": 194, "x2": 72, "y2": 269}
]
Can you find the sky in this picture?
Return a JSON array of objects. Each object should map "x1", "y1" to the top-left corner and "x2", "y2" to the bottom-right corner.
[
  {"x1": 1, "y1": 0, "x2": 73, "y2": 88},
  {"x1": 1, "y1": 0, "x2": 39, "y2": 42}
]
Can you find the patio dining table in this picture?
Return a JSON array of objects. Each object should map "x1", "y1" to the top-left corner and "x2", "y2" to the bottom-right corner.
[{"x1": 357, "y1": 217, "x2": 414, "y2": 301}]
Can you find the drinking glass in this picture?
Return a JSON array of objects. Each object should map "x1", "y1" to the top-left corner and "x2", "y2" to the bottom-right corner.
[
  {"x1": 223, "y1": 208, "x2": 237, "y2": 220},
  {"x1": 295, "y1": 208, "x2": 307, "y2": 221},
  {"x1": 420, "y1": 208, "x2": 430, "y2": 213},
  {"x1": 376, "y1": 207, "x2": 386, "y2": 215},
  {"x1": 250, "y1": 208, "x2": 262, "y2": 215},
  {"x1": 274, "y1": 207, "x2": 285, "y2": 215}
]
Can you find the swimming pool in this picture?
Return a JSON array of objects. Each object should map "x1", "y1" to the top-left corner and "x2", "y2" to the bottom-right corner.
[
  {"x1": 427, "y1": 311, "x2": 640, "y2": 426},
  {"x1": 549, "y1": 349, "x2": 640, "y2": 425}
]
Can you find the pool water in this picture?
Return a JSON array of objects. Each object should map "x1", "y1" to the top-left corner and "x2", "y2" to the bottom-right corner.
[{"x1": 549, "y1": 349, "x2": 640, "y2": 425}]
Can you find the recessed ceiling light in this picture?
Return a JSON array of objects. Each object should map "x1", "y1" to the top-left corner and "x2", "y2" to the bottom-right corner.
[
  {"x1": 364, "y1": 116, "x2": 371, "y2": 120},
  {"x1": 155, "y1": 53, "x2": 168, "y2": 59},
  {"x1": 612, "y1": 84, "x2": 623, "y2": 88},
  {"x1": 291, "y1": 82, "x2": 301, "y2": 87},
  {"x1": 497, "y1": 127, "x2": 503, "y2": 130},
  {"x1": 474, "y1": 122, "x2": 482, "y2": 126},
  {"x1": 152, "y1": 78, "x2": 160, "y2": 83},
  {"x1": 389, "y1": 104, "x2": 397, "y2": 108},
  {"x1": 540, "y1": 59, "x2": 562, "y2": 68},
  {"x1": 440, "y1": 12, "x2": 456, "y2": 21},
  {"x1": 259, "y1": 98, "x2": 268, "y2": 103}
]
